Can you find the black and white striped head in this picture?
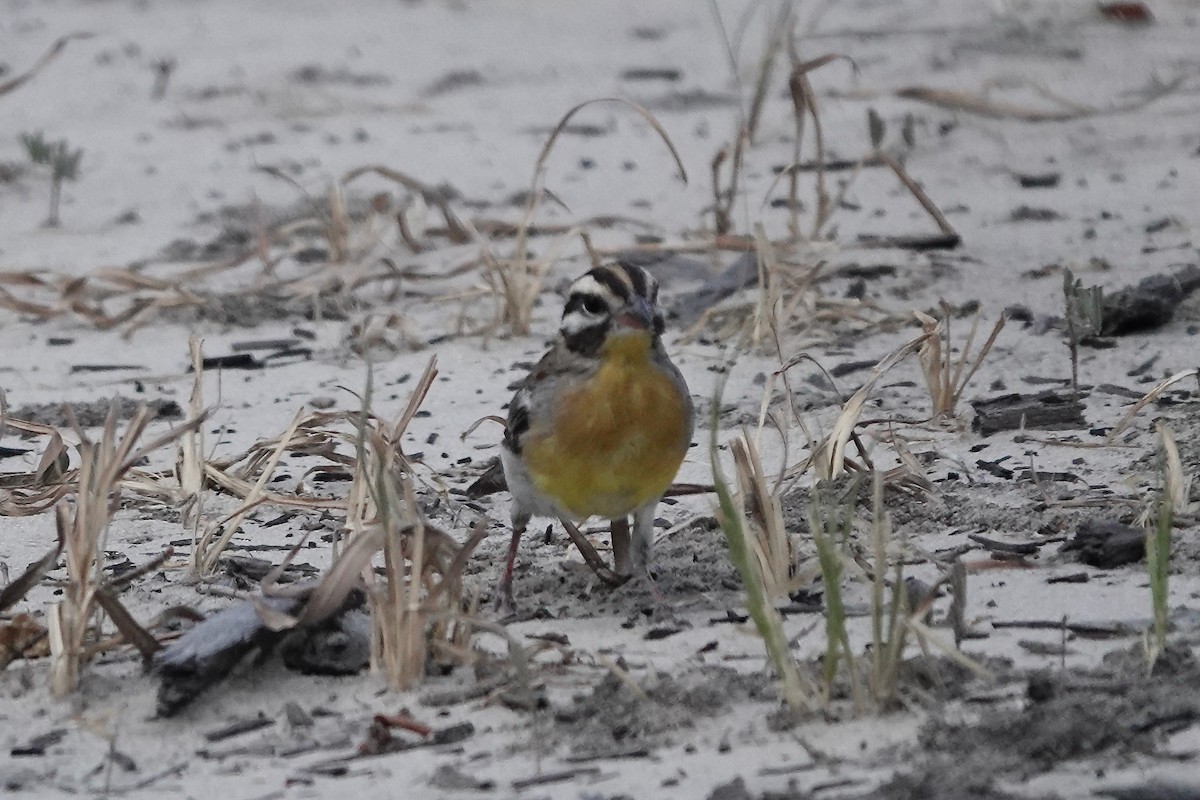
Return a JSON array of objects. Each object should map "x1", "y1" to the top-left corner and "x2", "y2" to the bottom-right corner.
[{"x1": 559, "y1": 263, "x2": 664, "y2": 356}]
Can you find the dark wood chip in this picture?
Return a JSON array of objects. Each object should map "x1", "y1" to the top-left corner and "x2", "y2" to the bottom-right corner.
[{"x1": 971, "y1": 390, "x2": 1086, "y2": 435}]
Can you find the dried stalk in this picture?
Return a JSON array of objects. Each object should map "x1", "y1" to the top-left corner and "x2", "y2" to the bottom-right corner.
[
  {"x1": 47, "y1": 404, "x2": 198, "y2": 696},
  {"x1": 813, "y1": 331, "x2": 930, "y2": 480},
  {"x1": 914, "y1": 302, "x2": 1006, "y2": 420},
  {"x1": 730, "y1": 436, "x2": 793, "y2": 599},
  {"x1": 485, "y1": 97, "x2": 686, "y2": 335}
]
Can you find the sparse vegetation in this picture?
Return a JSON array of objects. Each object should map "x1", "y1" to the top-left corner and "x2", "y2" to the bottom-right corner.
[
  {"x1": 2, "y1": 4, "x2": 1198, "y2": 796},
  {"x1": 1062, "y1": 268, "x2": 1104, "y2": 395},
  {"x1": 21, "y1": 131, "x2": 83, "y2": 228},
  {"x1": 44, "y1": 404, "x2": 198, "y2": 695},
  {"x1": 915, "y1": 301, "x2": 1006, "y2": 421},
  {"x1": 712, "y1": 379, "x2": 813, "y2": 713}
]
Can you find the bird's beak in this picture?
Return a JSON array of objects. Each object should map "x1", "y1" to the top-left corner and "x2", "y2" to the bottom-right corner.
[{"x1": 616, "y1": 295, "x2": 655, "y2": 331}]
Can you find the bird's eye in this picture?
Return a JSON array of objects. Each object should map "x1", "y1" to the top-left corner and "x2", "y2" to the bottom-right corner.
[{"x1": 581, "y1": 295, "x2": 606, "y2": 314}]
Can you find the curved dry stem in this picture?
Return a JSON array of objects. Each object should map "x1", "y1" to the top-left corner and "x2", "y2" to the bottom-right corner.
[{"x1": 515, "y1": 97, "x2": 689, "y2": 271}]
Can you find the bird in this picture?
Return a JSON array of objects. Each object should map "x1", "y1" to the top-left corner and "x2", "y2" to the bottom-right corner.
[{"x1": 482, "y1": 262, "x2": 694, "y2": 608}]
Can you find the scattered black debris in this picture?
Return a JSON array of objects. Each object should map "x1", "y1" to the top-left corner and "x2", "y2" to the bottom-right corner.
[
  {"x1": 554, "y1": 665, "x2": 770, "y2": 761},
  {"x1": 991, "y1": 619, "x2": 1135, "y2": 638},
  {"x1": 10, "y1": 729, "x2": 67, "y2": 757},
  {"x1": 1010, "y1": 205, "x2": 1063, "y2": 222},
  {"x1": 967, "y1": 533, "x2": 1040, "y2": 556},
  {"x1": 280, "y1": 610, "x2": 371, "y2": 675},
  {"x1": 284, "y1": 701, "x2": 313, "y2": 728},
  {"x1": 1021, "y1": 375, "x2": 1072, "y2": 386},
  {"x1": 830, "y1": 359, "x2": 879, "y2": 378},
  {"x1": 857, "y1": 233, "x2": 961, "y2": 250},
  {"x1": 970, "y1": 390, "x2": 1086, "y2": 435},
  {"x1": 1096, "y1": 781, "x2": 1200, "y2": 800},
  {"x1": 197, "y1": 353, "x2": 262, "y2": 371},
  {"x1": 465, "y1": 458, "x2": 506, "y2": 498},
  {"x1": 707, "y1": 776, "x2": 753, "y2": 800},
  {"x1": 1047, "y1": 572, "x2": 1089, "y2": 584},
  {"x1": 644, "y1": 625, "x2": 687, "y2": 640},
  {"x1": 289, "y1": 64, "x2": 389, "y2": 86},
  {"x1": 231, "y1": 338, "x2": 301, "y2": 352},
  {"x1": 9, "y1": 397, "x2": 182, "y2": 428},
  {"x1": 221, "y1": 555, "x2": 318, "y2": 586},
  {"x1": 914, "y1": 646, "x2": 1200, "y2": 800},
  {"x1": 512, "y1": 766, "x2": 601, "y2": 790},
  {"x1": 621, "y1": 67, "x2": 682, "y2": 81},
  {"x1": 68, "y1": 364, "x2": 146, "y2": 373},
  {"x1": 643, "y1": 88, "x2": 738, "y2": 111},
  {"x1": 1016, "y1": 469, "x2": 1082, "y2": 484},
  {"x1": 975, "y1": 458, "x2": 1014, "y2": 480},
  {"x1": 1015, "y1": 172, "x2": 1061, "y2": 189},
  {"x1": 1003, "y1": 304, "x2": 1033, "y2": 323},
  {"x1": 1100, "y1": 264, "x2": 1200, "y2": 336},
  {"x1": 155, "y1": 588, "x2": 366, "y2": 716},
  {"x1": 203, "y1": 712, "x2": 273, "y2": 743},
  {"x1": 1018, "y1": 639, "x2": 1073, "y2": 657},
  {"x1": 1093, "y1": 383, "x2": 1147, "y2": 400},
  {"x1": 1126, "y1": 354, "x2": 1160, "y2": 376},
  {"x1": 422, "y1": 69, "x2": 485, "y2": 97},
  {"x1": 1061, "y1": 520, "x2": 1144, "y2": 568}
]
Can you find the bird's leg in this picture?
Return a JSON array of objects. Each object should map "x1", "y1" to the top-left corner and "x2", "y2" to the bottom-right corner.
[
  {"x1": 611, "y1": 516, "x2": 632, "y2": 576},
  {"x1": 496, "y1": 510, "x2": 530, "y2": 613},
  {"x1": 629, "y1": 502, "x2": 657, "y2": 573},
  {"x1": 631, "y1": 502, "x2": 667, "y2": 605}
]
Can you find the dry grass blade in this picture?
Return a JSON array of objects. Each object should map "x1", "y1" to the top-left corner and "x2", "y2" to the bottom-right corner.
[
  {"x1": 0, "y1": 523, "x2": 64, "y2": 613},
  {"x1": 342, "y1": 164, "x2": 470, "y2": 244},
  {"x1": 915, "y1": 304, "x2": 1005, "y2": 420},
  {"x1": 710, "y1": 130, "x2": 748, "y2": 236},
  {"x1": 343, "y1": 360, "x2": 481, "y2": 690},
  {"x1": 48, "y1": 403, "x2": 199, "y2": 696},
  {"x1": 179, "y1": 338, "x2": 206, "y2": 540},
  {"x1": 786, "y1": 50, "x2": 856, "y2": 238},
  {"x1": 193, "y1": 408, "x2": 307, "y2": 575},
  {"x1": 93, "y1": 588, "x2": 161, "y2": 660},
  {"x1": 488, "y1": 97, "x2": 688, "y2": 336},
  {"x1": 1106, "y1": 368, "x2": 1199, "y2": 442},
  {"x1": 896, "y1": 75, "x2": 1184, "y2": 122},
  {"x1": 874, "y1": 152, "x2": 958, "y2": 242},
  {"x1": 1158, "y1": 422, "x2": 1194, "y2": 515},
  {"x1": 0, "y1": 426, "x2": 71, "y2": 516},
  {"x1": 391, "y1": 357, "x2": 438, "y2": 442},
  {"x1": 0, "y1": 32, "x2": 93, "y2": 97},
  {"x1": 297, "y1": 525, "x2": 383, "y2": 626},
  {"x1": 743, "y1": 1, "x2": 795, "y2": 143},
  {"x1": 814, "y1": 331, "x2": 930, "y2": 480},
  {"x1": 731, "y1": 436, "x2": 793, "y2": 599}
]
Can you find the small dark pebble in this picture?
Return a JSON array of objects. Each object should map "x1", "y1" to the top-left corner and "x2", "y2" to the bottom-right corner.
[
  {"x1": 1010, "y1": 205, "x2": 1063, "y2": 222},
  {"x1": 1016, "y1": 172, "x2": 1061, "y2": 189}
]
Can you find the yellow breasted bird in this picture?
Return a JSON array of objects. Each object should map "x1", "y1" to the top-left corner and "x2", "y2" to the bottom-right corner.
[{"x1": 485, "y1": 262, "x2": 694, "y2": 607}]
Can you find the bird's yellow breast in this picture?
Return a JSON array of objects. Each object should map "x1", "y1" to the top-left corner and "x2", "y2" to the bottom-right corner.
[{"x1": 524, "y1": 332, "x2": 689, "y2": 519}]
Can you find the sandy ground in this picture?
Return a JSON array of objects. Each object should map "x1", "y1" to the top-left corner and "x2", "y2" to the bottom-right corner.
[{"x1": 2, "y1": 0, "x2": 1200, "y2": 798}]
